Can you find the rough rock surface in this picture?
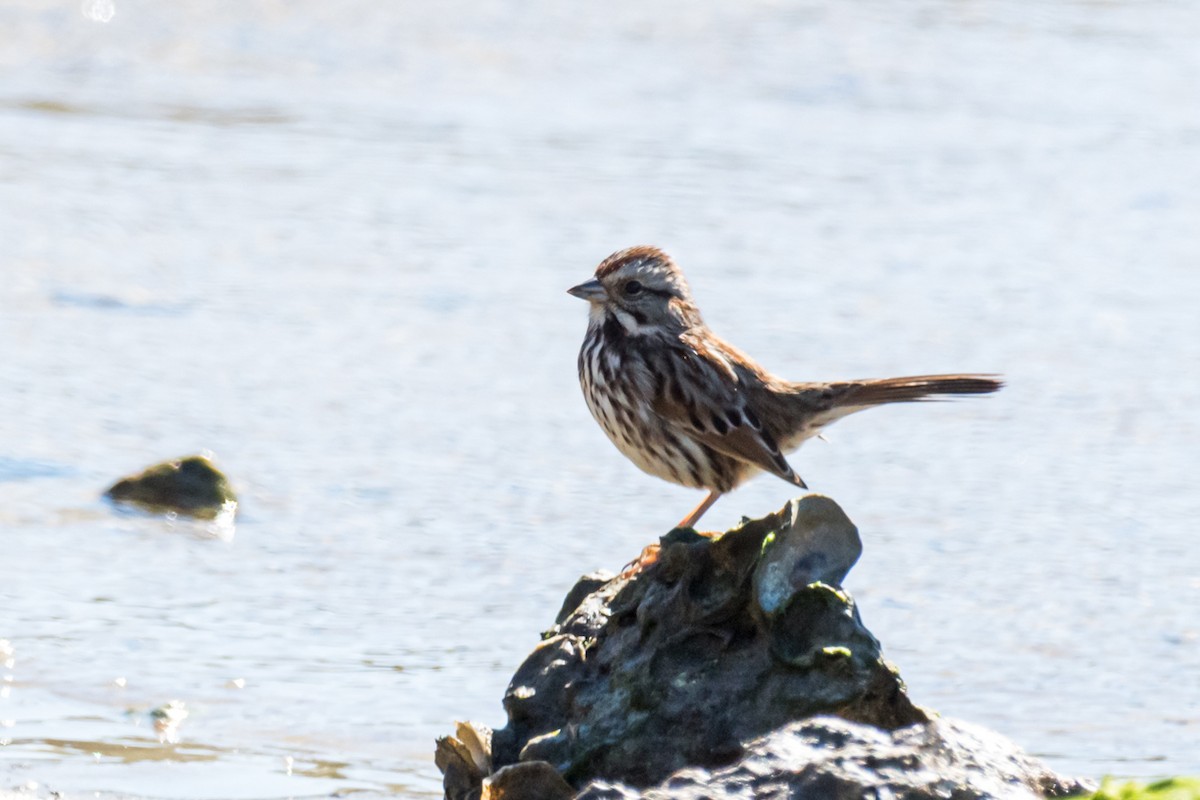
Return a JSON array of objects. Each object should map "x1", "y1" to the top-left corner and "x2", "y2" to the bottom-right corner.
[
  {"x1": 105, "y1": 454, "x2": 237, "y2": 519},
  {"x1": 494, "y1": 496, "x2": 924, "y2": 786},
  {"x1": 575, "y1": 716, "x2": 1093, "y2": 800},
  {"x1": 437, "y1": 496, "x2": 1091, "y2": 800}
]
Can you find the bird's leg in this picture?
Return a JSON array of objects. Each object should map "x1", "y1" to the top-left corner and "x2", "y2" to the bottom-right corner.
[
  {"x1": 618, "y1": 490, "x2": 724, "y2": 578},
  {"x1": 675, "y1": 490, "x2": 722, "y2": 530}
]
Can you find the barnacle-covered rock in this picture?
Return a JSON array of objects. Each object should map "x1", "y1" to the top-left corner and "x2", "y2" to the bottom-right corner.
[
  {"x1": 488, "y1": 495, "x2": 925, "y2": 788},
  {"x1": 438, "y1": 496, "x2": 1089, "y2": 800}
]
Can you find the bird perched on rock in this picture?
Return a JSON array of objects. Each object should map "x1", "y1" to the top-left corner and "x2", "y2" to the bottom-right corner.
[{"x1": 568, "y1": 245, "x2": 1002, "y2": 530}]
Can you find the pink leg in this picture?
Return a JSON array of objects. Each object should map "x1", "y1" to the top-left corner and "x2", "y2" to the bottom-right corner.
[
  {"x1": 676, "y1": 490, "x2": 722, "y2": 530},
  {"x1": 619, "y1": 490, "x2": 724, "y2": 578}
]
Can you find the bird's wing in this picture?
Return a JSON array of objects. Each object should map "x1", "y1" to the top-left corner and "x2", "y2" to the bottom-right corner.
[{"x1": 650, "y1": 334, "x2": 807, "y2": 488}]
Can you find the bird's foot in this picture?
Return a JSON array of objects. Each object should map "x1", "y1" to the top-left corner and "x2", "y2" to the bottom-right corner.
[{"x1": 618, "y1": 543, "x2": 661, "y2": 579}]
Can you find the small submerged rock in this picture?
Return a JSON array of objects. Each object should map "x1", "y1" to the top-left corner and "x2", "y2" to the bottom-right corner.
[
  {"x1": 437, "y1": 495, "x2": 1091, "y2": 800},
  {"x1": 105, "y1": 454, "x2": 237, "y2": 520},
  {"x1": 149, "y1": 699, "x2": 188, "y2": 744}
]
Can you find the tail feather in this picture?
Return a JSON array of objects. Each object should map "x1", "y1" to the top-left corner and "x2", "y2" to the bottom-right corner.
[
  {"x1": 843, "y1": 374, "x2": 1004, "y2": 406},
  {"x1": 771, "y1": 373, "x2": 1002, "y2": 452}
]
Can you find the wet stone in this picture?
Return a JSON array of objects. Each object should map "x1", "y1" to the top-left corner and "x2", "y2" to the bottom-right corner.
[
  {"x1": 437, "y1": 496, "x2": 1091, "y2": 800},
  {"x1": 572, "y1": 716, "x2": 1094, "y2": 800},
  {"x1": 753, "y1": 495, "x2": 862, "y2": 615},
  {"x1": 105, "y1": 454, "x2": 237, "y2": 520}
]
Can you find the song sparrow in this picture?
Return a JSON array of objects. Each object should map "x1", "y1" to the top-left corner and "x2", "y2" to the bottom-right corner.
[{"x1": 568, "y1": 245, "x2": 1002, "y2": 529}]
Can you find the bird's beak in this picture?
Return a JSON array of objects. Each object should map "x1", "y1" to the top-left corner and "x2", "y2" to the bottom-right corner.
[{"x1": 567, "y1": 278, "x2": 607, "y2": 302}]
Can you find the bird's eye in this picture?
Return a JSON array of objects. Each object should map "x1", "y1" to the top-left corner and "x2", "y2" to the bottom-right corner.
[{"x1": 624, "y1": 281, "x2": 644, "y2": 296}]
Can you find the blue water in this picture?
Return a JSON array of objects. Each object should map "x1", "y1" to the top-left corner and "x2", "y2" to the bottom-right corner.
[{"x1": 2, "y1": 2, "x2": 1199, "y2": 797}]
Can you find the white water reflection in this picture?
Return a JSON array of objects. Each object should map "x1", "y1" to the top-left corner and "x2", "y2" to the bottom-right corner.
[{"x1": 80, "y1": 0, "x2": 115, "y2": 24}]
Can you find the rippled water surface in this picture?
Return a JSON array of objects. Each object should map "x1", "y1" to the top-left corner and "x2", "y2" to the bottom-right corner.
[{"x1": 3, "y1": 1, "x2": 1199, "y2": 797}]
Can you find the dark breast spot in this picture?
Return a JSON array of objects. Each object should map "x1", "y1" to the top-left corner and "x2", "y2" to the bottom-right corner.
[
  {"x1": 725, "y1": 409, "x2": 742, "y2": 428},
  {"x1": 743, "y1": 406, "x2": 762, "y2": 430},
  {"x1": 710, "y1": 414, "x2": 729, "y2": 435},
  {"x1": 602, "y1": 315, "x2": 626, "y2": 344}
]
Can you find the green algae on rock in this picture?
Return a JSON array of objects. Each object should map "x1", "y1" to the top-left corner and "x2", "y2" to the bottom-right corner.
[{"x1": 105, "y1": 455, "x2": 237, "y2": 520}]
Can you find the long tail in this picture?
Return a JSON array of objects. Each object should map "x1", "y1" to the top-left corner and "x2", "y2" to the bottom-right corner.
[
  {"x1": 763, "y1": 373, "x2": 1001, "y2": 480},
  {"x1": 777, "y1": 373, "x2": 1003, "y2": 437},
  {"x1": 837, "y1": 374, "x2": 1004, "y2": 406}
]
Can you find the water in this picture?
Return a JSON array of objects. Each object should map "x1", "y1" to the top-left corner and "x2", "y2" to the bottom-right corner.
[{"x1": 2, "y1": 1, "x2": 1199, "y2": 797}]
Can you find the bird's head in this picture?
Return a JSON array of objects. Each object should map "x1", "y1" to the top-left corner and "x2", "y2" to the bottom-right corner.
[{"x1": 568, "y1": 245, "x2": 701, "y2": 335}]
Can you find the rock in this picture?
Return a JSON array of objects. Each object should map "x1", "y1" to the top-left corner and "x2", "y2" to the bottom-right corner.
[
  {"x1": 752, "y1": 495, "x2": 861, "y2": 613},
  {"x1": 437, "y1": 722, "x2": 494, "y2": 800},
  {"x1": 438, "y1": 723, "x2": 574, "y2": 800},
  {"x1": 573, "y1": 716, "x2": 1093, "y2": 800},
  {"x1": 149, "y1": 699, "x2": 188, "y2": 744},
  {"x1": 105, "y1": 454, "x2": 237, "y2": 519},
  {"x1": 438, "y1": 496, "x2": 1090, "y2": 800},
  {"x1": 484, "y1": 762, "x2": 575, "y2": 800},
  {"x1": 490, "y1": 495, "x2": 925, "y2": 788},
  {"x1": 556, "y1": 571, "x2": 616, "y2": 625}
]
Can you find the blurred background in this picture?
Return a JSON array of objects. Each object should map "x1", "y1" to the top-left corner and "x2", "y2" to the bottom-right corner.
[{"x1": 2, "y1": 1, "x2": 1199, "y2": 797}]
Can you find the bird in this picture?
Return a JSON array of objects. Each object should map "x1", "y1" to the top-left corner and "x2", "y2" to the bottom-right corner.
[{"x1": 567, "y1": 245, "x2": 1002, "y2": 531}]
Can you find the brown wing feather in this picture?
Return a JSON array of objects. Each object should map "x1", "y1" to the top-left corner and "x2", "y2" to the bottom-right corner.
[{"x1": 651, "y1": 334, "x2": 807, "y2": 489}]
